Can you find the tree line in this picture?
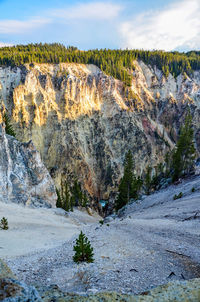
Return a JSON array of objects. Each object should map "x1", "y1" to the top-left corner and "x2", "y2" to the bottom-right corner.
[
  {"x1": 115, "y1": 112, "x2": 196, "y2": 211},
  {"x1": 56, "y1": 179, "x2": 88, "y2": 211},
  {"x1": 0, "y1": 43, "x2": 200, "y2": 86}
]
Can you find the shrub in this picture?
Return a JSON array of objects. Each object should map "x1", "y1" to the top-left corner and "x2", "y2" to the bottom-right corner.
[
  {"x1": 173, "y1": 192, "x2": 183, "y2": 200},
  {"x1": 99, "y1": 220, "x2": 104, "y2": 226},
  {"x1": 191, "y1": 187, "x2": 195, "y2": 192},
  {"x1": 0, "y1": 217, "x2": 9, "y2": 230},
  {"x1": 73, "y1": 231, "x2": 94, "y2": 263},
  {"x1": 3, "y1": 113, "x2": 16, "y2": 137},
  {"x1": 75, "y1": 269, "x2": 92, "y2": 290}
]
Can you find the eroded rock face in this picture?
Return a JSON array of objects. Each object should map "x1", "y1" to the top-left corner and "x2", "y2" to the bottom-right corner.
[
  {"x1": 0, "y1": 62, "x2": 200, "y2": 200},
  {"x1": 0, "y1": 124, "x2": 56, "y2": 207}
]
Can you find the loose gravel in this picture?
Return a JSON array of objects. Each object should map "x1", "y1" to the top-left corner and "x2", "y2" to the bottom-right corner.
[{"x1": 6, "y1": 176, "x2": 200, "y2": 295}]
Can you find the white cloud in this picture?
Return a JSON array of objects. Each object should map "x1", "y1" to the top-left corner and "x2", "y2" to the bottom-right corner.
[
  {"x1": 0, "y1": 1, "x2": 121, "y2": 37},
  {"x1": 119, "y1": 0, "x2": 200, "y2": 51},
  {"x1": 0, "y1": 42, "x2": 13, "y2": 47},
  {"x1": 51, "y1": 2, "x2": 122, "y2": 21},
  {"x1": 0, "y1": 18, "x2": 50, "y2": 34}
]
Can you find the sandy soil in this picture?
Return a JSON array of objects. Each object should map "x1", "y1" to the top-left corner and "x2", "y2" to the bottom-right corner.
[{"x1": 0, "y1": 204, "x2": 100, "y2": 258}]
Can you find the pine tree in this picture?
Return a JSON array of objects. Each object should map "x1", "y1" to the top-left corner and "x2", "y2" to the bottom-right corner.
[
  {"x1": 70, "y1": 195, "x2": 75, "y2": 212},
  {"x1": 115, "y1": 150, "x2": 142, "y2": 211},
  {"x1": 0, "y1": 217, "x2": 9, "y2": 230},
  {"x1": 144, "y1": 166, "x2": 152, "y2": 195},
  {"x1": 71, "y1": 180, "x2": 83, "y2": 206},
  {"x1": 73, "y1": 231, "x2": 94, "y2": 263},
  {"x1": 56, "y1": 188, "x2": 62, "y2": 208},
  {"x1": 172, "y1": 112, "x2": 196, "y2": 181},
  {"x1": 56, "y1": 178, "x2": 88, "y2": 211},
  {"x1": 82, "y1": 193, "x2": 88, "y2": 208},
  {"x1": 63, "y1": 182, "x2": 71, "y2": 211},
  {"x1": 164, "y1": 152, "x2": 171, "y2": 177},
  {"x1": 3, "y1": 113, "x2": 16, "y2": 137}
]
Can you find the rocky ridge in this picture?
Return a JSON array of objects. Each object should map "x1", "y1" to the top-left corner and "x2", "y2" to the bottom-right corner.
[{"x1": 0, "y1": 62, "x2": 200, "y2": 200}]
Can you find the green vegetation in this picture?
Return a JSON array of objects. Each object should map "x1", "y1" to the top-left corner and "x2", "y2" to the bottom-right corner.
[
  {"x1": 0, "y1": 43, "x2": 200, "y2": 86},
  {"x1": 173, "y1": 192, "x2": 183, "y2": 200},
  {"x1": 99, "y1": 220, "x2": 104, "y2": 226},
  {"x1": 0, "y1": 217, "x2": 8, "y2": 230},
  {"x1": 115, "y1": 150, "x2": 142, "y2": 211},
  {"x1": 73, "y1": 231, "x2": 94, "y2": 263},
  {"x1": 143, "y1": 162, "x2": 167, "y2": 195},
  {"x1": 143, "y1": 111, "x2": 196, "y2": 194},
  {"x1": 191, "y1": 187, "x2": 195, "y2": 192},
  {"x1": 56, "y1": 179, "x2": 88, "y2": 211},
  {"x1": 3, "y1": 113, "x2": 16, "y2": 137},
  {"x1": 144, "y1": 166, "x2": 152, "y2": 195},
  {"x1": 171, "y1": 112, "x2": 196, "y2": 182}
]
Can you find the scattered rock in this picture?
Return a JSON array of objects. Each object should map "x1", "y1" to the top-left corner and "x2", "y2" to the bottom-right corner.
[
  {"x1": 37, "y1": 278, "x2": 200, "y2": 301},
  {"x1": 0, "y1": 259, "x2": 41, "y2": 302},
  {"x1": 0, "y1": 260, "x2": 16, "y2": 280},
  {"x1": 103, "y1": 216, "x2": 114, "y2": 223}
]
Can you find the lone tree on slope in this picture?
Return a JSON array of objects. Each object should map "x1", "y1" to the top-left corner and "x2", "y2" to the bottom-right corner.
[
  {"x1": 0, "y1": 217, "x2": 9, "y2": 230},
  {"x1": 73, "y1": 231, "x2": 94, "y2": 263}
]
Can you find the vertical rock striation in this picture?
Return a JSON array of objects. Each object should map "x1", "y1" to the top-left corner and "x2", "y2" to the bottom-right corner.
[
  {"x1": 0, "y1": 123, "x2": 56, "y2": 207},
  {"x1": 0, "y1": 62, "x2": 200, "y2": 200}
]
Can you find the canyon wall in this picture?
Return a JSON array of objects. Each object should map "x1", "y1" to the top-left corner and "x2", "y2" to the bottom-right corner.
[
  {"x1": 0, "y1": 62, "x2": 200, "y2": 201},
  {"x1": 0, "y1": 123, "x2": 56, "y2": 207}
]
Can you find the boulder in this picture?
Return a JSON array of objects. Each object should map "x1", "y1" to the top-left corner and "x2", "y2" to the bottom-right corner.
[{"x1": 0, "y1": 259, "x2": 41, "y2": 302}]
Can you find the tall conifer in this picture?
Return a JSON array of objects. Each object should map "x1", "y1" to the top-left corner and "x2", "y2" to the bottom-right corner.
[
  {"x1": 172, "y1": 112, "x2": 196, "y2": 181},
  {"x1": 115, "y1": 150, "x2": 142, "y2": 211}
]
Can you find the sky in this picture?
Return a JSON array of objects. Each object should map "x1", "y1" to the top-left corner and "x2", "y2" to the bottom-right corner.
[{"x1": 0, "y1": 0, "x2": 199, "y2": 51}]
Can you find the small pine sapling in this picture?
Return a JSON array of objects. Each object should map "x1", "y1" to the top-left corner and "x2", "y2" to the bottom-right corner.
[
  {"x1": 73, "y1": 231, "x2": 94, "y2": 263},
  {"x1": 0, "y1": 217, "x2": 9, "y2": 230},
  {"x1": 173, "y1": 192, "x2": 183, "y2": 200}
]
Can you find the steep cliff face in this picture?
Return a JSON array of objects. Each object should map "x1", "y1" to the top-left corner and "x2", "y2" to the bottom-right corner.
[
  {"x1": 0, "y1": 62, "x2": 200, "y2": 200},
  {"x1": 0, "y1": 124, "x2": 56, "y2": 207}
]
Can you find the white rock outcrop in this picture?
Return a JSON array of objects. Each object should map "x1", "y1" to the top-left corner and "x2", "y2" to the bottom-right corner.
[{"x1": 0, "y1": 124, "x2": 56, "y2": 207}]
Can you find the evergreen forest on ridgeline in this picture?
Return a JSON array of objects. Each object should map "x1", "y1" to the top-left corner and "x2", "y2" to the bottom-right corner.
[{"x1": 0, "y1": 43, "x2": 200, "y2": 86}]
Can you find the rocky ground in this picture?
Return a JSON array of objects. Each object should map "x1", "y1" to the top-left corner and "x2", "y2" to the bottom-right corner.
[{"x1": 3, "y1": 175, "x2": 200, "y2": 297}]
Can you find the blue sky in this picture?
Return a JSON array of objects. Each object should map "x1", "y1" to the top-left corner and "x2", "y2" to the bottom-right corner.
[{"x1": 0, "y1": 0, "x2": 199, "y2": 51}]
